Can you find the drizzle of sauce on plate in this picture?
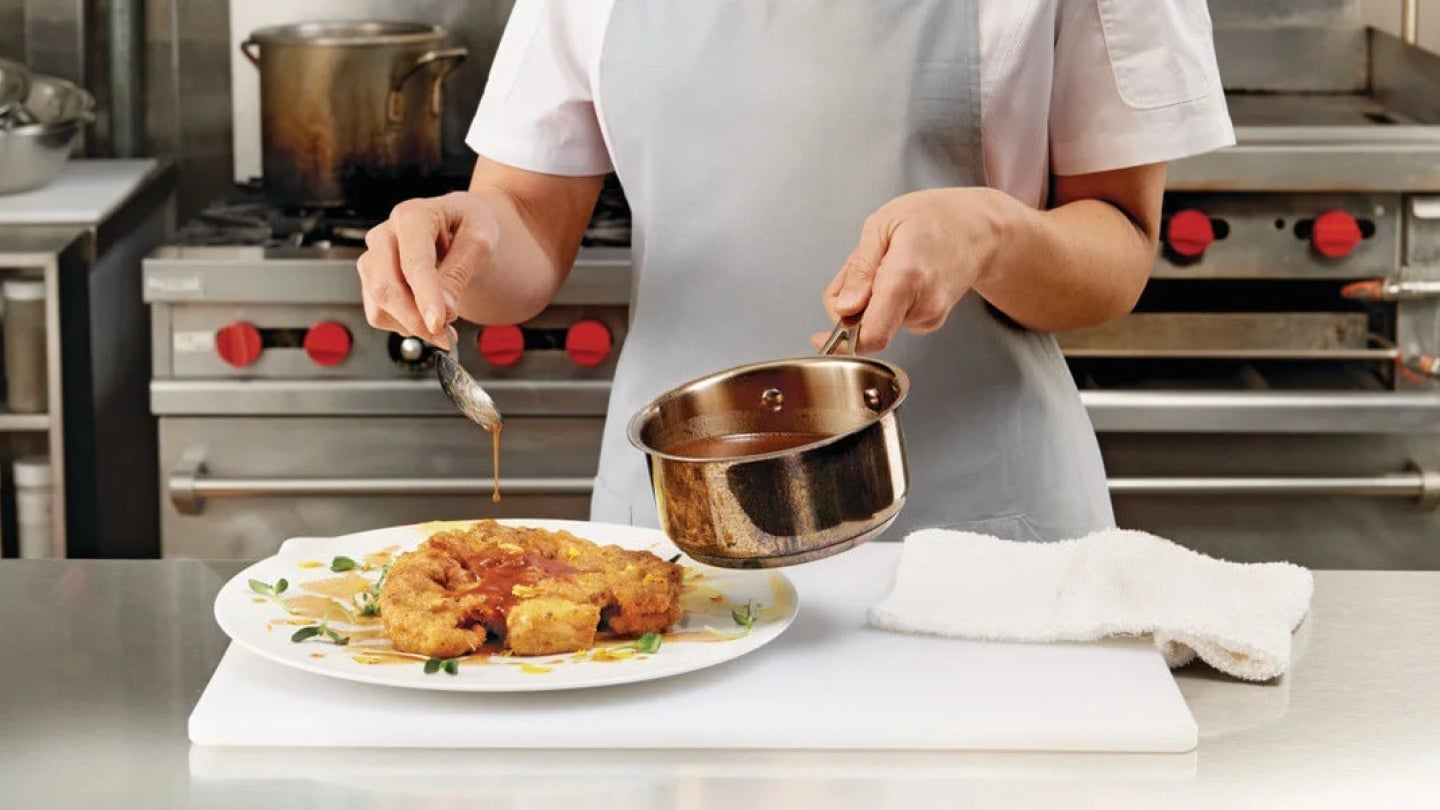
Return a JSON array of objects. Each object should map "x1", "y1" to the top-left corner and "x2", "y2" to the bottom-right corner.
[{"x1": 301, "y1": 571, "x2": 372, "y2": 600}]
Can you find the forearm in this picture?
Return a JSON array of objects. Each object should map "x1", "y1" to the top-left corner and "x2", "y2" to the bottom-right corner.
[
  {"x1": 451, "y1": 161, "x2": 603, "y2": 326},
  {"x1": 973, "y1": 195, "x2": 1156, "y2": 333},
  {"x1": 453, "y1": 186, "x2": 574, "y2": 325}
]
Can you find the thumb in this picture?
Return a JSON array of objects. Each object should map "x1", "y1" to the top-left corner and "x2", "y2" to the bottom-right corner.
[
  {"x1": 435, "y1": 222, "x2": 498, "y2": 323},
  {"x1": 826, "y1": 218, "x2": 889, "y2": 320}
]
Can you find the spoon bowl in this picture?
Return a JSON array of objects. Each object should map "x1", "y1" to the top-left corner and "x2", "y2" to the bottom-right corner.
[{"x1": 435, "y1": 348, "x2": 502, "y2": 431}]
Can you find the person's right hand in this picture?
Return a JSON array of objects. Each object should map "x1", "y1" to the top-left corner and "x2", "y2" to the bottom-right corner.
[{"x1": 356, "y1": 191, "x2": 501, "y2": 349}]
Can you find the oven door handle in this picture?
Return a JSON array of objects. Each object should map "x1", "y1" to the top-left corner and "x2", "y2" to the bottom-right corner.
[
  {"x1": 1108, "y1": 462, "x2": 1440, "y2": 507},
  {"x1": 168, "y1": 458, "x2": 593, "y2": 515}
]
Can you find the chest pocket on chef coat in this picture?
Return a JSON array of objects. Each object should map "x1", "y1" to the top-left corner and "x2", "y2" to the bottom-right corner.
[{"x1": 1095, "y1": 0, "x2": 1220, "y2": 109}]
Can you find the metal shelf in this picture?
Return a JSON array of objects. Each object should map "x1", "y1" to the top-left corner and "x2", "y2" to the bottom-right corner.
[{"x1": 0, "y1": 412, "x2": 50, "y2": 431}]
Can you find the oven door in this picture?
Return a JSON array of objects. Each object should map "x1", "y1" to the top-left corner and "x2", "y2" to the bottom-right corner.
[
  {"x1": 1090, "y1": 419, "x2": 1440, "y2": 570},
  {"x1": 159, "y1": 416, "x2": 604, "y2": 559}
]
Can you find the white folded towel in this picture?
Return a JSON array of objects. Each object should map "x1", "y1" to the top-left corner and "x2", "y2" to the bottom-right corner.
[{"x1": 868, "y1": 528, "x2": 1314, "y2": 681}]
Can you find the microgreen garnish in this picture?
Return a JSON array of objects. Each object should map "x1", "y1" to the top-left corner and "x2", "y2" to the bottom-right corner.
[
  {"x1": 249, "y1": 577, "x2": 287, "y2": 597},
  {"x1": 667, "y1": 553, "x2": 681, "y2": 564},
  {"x1": 290, "y1": 623, "x2": 348, "y2": 645},
  {"x1": 425, "y1": 657, "x2": 461, "y2": 675},
  {"x1": 330, "y1": 556, "x2": 357, "y2": 572},
  {"x1": 635, "y1": 632, "x2": 663, "y2": 654},
  {"x1": 732, "y1": 600, "x2": 758, "y2": 630},
  {"x1": 587, "y1": 631, "x2": 664, "y2": 660},
  {"x1": 705, "y1": 600, "x2": 760, "y2": 640},
  {"x1": 289, "y1": 604, "x2": 349, "y2": 646},
  {"x1": 354, "y1": 563, "x2": 390, "y2": 618},
  {"x1": 248, "y1": 578, "x2": 290, "y2": 610}
]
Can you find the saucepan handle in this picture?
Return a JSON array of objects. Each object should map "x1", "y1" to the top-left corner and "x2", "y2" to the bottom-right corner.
[{"x1": 819, "y1": 315, "x2": 862, "y2": 356}]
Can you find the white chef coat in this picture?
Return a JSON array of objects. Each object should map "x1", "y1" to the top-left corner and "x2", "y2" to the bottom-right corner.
[{"x1": 466, "y1": 0, "x2": 1236, "y2": 208}]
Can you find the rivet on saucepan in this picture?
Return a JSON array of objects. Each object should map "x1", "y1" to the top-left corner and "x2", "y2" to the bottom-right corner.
[
  {"x1": 864, "y1": 388, "x2": 883, "y2": 410},
  {"x1": 761, "y1": 388, "x2": 785, "y2": 411}
]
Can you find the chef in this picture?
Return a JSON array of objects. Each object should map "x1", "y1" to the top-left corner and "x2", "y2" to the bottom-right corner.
[{"x1": 357, "y1": 1, "x2": 1234, "y2": 542}]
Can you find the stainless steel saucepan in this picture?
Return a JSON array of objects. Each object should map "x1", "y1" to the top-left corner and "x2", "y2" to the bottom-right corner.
[{"x1": 628, "y1": 320, "x2": 911, "y2": 568}]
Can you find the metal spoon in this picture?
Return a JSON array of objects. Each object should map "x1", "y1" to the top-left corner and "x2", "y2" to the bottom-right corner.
[{"x1": 435, "y1": 345, "x2": 502, "y2": 431}]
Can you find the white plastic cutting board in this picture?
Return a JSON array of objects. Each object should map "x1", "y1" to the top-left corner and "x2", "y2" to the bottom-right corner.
[
  {"x1": 190, "y1": 543, "x2": 1198, "y2": 752},
  {"x1": 0, "y1": 159, "x2": 159, "y2": 224}
]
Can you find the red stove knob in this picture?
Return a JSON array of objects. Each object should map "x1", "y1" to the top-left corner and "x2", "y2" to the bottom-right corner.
[
  {"x1": 1165, "y1": 209, "x2": 1215, "y2": 258},
  {"x1": 303, "y1": 321, "x2": 352, "y2": 367},
  {"x1": 566, "y1": 320, "x2": 613, "y2": 367},
  {"x1": 478, "y1": 325, "x2": 525, "y2": 367},
  {"x1": 1312, "y1": 210, "x2": 1363, "y2": 259},
  {"x1": 215, "y1": 322, "x2": 263, "y2": 368}
]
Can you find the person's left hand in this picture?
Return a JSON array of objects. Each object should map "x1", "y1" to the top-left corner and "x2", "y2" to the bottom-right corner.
[{"x1": 811, "y1": 187, "x2": 1017, "y2": 354}]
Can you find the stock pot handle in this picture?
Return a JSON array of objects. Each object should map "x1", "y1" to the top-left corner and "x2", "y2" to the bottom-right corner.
[
  {"x1": 388, "y1": 46, "x2": 469, "y2": 123},
  {"x1": 239, "y1": 38, "x2": 260, "y2": 68}
]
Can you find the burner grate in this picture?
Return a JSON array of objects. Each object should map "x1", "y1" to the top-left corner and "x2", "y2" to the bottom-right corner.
[{"x1": 174, "y1": 176, "x2": 633, "y2": 249}]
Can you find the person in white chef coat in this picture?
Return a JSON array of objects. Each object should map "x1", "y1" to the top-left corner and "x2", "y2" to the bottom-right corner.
[{"x1": 357, "y1": 1, "x2": 1234, "y2": 542}]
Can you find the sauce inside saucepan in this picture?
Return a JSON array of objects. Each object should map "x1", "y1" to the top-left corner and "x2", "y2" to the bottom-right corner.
[{"x1": 663, "y1": 431, "x2": 831, "y2": 459}]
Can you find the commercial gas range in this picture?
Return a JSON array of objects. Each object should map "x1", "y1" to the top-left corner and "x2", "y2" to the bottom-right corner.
[
  {"x1": 145, "y1": 180, "x2": 631, "y2": 559},
  {"x1": 1067, "y1": 30, "x2": 1440, "y2": 569}
]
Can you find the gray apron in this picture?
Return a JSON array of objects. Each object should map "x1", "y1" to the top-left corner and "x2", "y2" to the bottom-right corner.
[{"x1": 591, "y1": 0, "x2": 1114, "y2": 542}]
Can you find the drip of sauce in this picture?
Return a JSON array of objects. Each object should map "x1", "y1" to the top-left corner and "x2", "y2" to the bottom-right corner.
[
  {"x1": 662, "y1": 431, "x2": 830, "y2": 460},
  {"x1": 490, "y1": 424, "x2": 502, "y2": 503}
]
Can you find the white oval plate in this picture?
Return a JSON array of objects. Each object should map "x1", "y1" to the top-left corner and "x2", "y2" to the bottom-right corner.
[{"x1": 214, "y1": 519, "x2": 798, "y2": 692}]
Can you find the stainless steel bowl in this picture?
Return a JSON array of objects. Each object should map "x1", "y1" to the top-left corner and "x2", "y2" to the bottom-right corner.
[
  {"x1": 0, "y1": 73, "x2": 92, "y2": 194},
  {"x1": 21, "y1": 76, "x2": 95, "y2": 125},
  {"x1": 0, "y1": 118, "x2": 83, "y2": 194},
  {"x1": 0, "y1": 57, "x2": 29, "y2": 109},
  {"x1": 629, "y1": 355, "x2": 910, "y2": 568}
]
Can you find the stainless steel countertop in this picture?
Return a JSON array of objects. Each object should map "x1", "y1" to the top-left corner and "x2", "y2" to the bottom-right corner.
[
  {"x1": 1, "y1": 561, "x2": 1436, "y2": 807},
  {"x1": 0, "y1": 223, "x2": 86, "y2": 260}
]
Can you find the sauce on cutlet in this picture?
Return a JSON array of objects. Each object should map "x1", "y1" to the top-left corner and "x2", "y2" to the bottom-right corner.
[{"x1": 454, "y1": 549, "x2": 577, "y2": 620}]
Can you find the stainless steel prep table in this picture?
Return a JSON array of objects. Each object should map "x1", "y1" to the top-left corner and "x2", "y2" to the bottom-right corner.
[{"x1": 0, "y1": 561, "x2": 1435, "y2": 806}]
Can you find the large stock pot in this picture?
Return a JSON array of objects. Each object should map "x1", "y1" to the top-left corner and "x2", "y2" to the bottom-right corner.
[{"x1": 240, "y1": 21, "x2": 466, "y2": 208}]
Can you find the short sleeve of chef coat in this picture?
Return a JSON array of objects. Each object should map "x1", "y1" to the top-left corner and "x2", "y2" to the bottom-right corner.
[
  {"x1": 465, "y1": 0, "x2": 613, "y2": 176},
  {"x1": 1049, "y1": 0, "x2": 1235, "y2": 176}
]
